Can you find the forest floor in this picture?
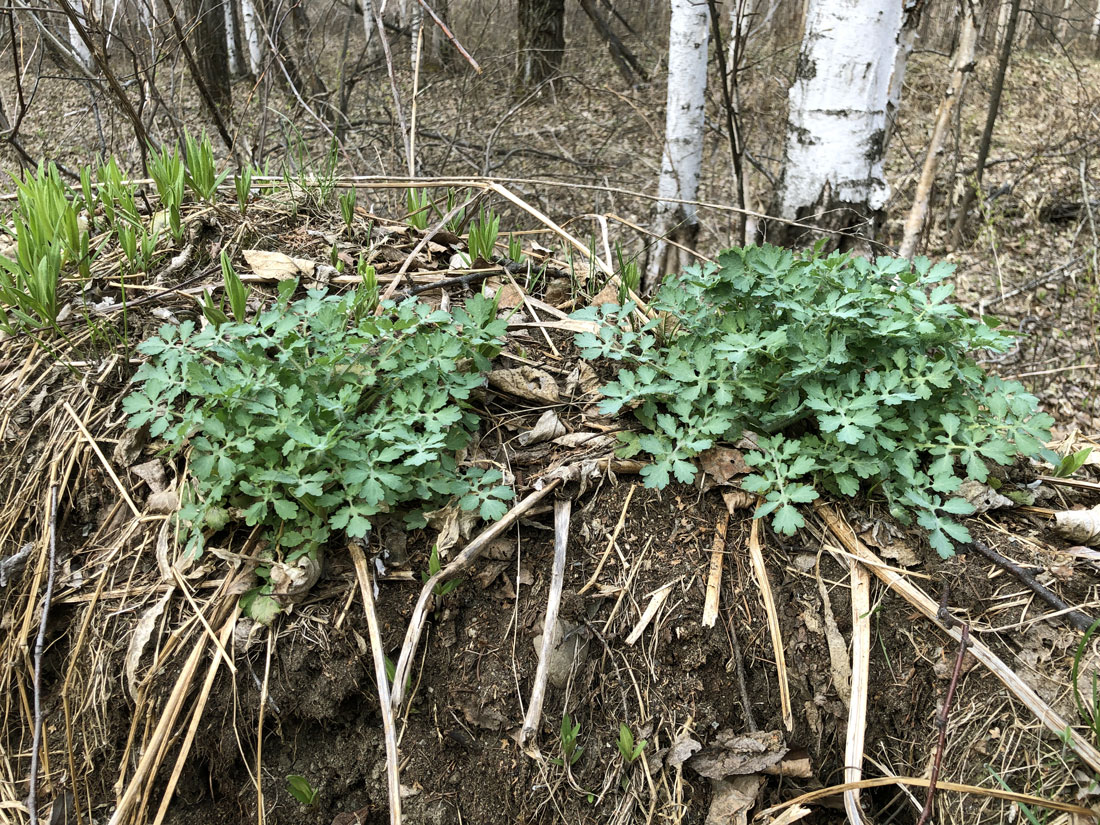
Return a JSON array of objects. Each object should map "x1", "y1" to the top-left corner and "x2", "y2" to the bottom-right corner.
[{"x1": 1, "y1": 37, "x2": 1100, "y2": 825}]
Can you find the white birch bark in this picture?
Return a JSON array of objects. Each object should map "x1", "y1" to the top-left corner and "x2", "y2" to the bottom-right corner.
[
  {"x1": 1093, "y1": 0, "x2": 1100, "y2": 42},
  {"x1": 225, "y1": 0, "x2": 242, "y2": 76},
  {"x1": 68, "y1": 0, "x2": 95, "y2": 73},
  {"x1": 773, "y1": 0, "x2": 907, "y2": 229},
  {"x1": 645, "y1": 0, "x2": 709, "y2": 291},
  {"x1": 240, "y1": 0, "x2": 264, "y2": 76}
]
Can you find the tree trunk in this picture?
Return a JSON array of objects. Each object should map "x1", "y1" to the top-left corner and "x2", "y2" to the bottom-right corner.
[
  {"x1": 240, "y1": 0, "x2": 264, "y2": 74},
  {"x1": 950, "y1": 0, "x2": 1021, "y2": 246},
  {"x1": 186, "y1": 0, "x2": 233, "y2": 116},
  {"x1": 68, "y1": 0, "x2": 96, "y2": 73},
  {"x1": 1092, "y1": 0, "x2": 1100, "y2": 44},
  {"x1": 766, "y1": 0, "x2": 911, "y2": 250},
  {"x1": 515, "y1": 0, "x2": 565, "y2": 91},
  {"x1": 643, "y1": 0, "x2": 708, "y2": 291},
  {"x1": 224, "y1": 0, "x2": 242, "y2": 76},
  {"x1": 899, "y1": 3, "x2": 978, "y2": 258}
]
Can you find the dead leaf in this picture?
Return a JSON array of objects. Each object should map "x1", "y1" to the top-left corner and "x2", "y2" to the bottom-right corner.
[
  {"x1": 721, "y1": 489, "x2": 756, "y2": 512},
  {"x1": 552, "y1": 432, "x2": 616, "y2": 450},
  {"x1": 699, "y1": 447, "x2": 750, "y2": 485},
  {"x1": 518, "y1": 411, "x2": 568, "y2": 446},
  {"x1": 462, "y1": 699, "x2": 507, "y2": 730},
  {"x1": 242, "y1": 249, "x2": 317, "y2": 282},
  {"x1": 131, "y1": 459, "x2": 167, "y2": 493},
  {"x1": 1055, "y1": 506, "x2": 1100, "y2": 546},
  {"x1": 589, "y1": 281, "x2": 619, "y2": 307},
  {"x1": 112, "y1": 426, "x2": 148, "y2": 466},
  {"x1": 425, "y1": 504, "x2": 480, "y2": 558},
  {"x1": 687, "y1": 730, "x2": 788, "y2": 779},
  {"x1": 859, "y1": 525, "x2": 920, "y2": 567},
  {"x1": 957, "y1": 479, "x2": 1014, "y2": 513},
  {"x1": 666, "y1": 734, "x2": 702, "y2": 767},
  {"x1": 704, "y1": 775, "x2": 764, "y2": 825},
  {"x1": 125, "y1": 589, "x2": 173, "y2": 701},
  {"x1": 488, "y1": 367, "x2": 560, "y2": 403},
  {"x1": 269, "y1": 554, "x2": 323, "y2": 606},
  {"x1": 564, "y1": 362, "x2": 601, "y2": 397},
  {"x1": 146, "y1": 489, "x2": 179, "y2": 514}
]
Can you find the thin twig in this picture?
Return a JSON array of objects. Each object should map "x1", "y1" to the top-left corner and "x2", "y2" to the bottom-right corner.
[
  {"x1": 521, "y1": 498, "x2": 571, "y2": 752},
  {"x1": 916, "y1": 624, "x2": 970, "y2": 825},
  {"x1": 27, "y1": 480, "x2": 59, "y2": 824},
  {"x1": 968, "y1": 540, "x2": 1094, "y2": 632}
]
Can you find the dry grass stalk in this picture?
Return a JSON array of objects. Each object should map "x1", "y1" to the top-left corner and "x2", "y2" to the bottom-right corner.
[
  {"x1": 701, "y1": 512, "x2": 729, "y2": 627},
  {"x1": 521, "y1": 498, "x2": 572, "y2": 753},
  {"x1": 842, "y1": 556, "x2": 872, "y2": 825},
  {"x1": 757, "y1": 775, "x2": 1095, "y2": 821},
  {"x1": 625, "y1": 580, "x2": 675, "y2": 645},
  {"x1": 747, "y1": 515, "x2": 793, "y2": 731},
  {"x1": 349, "y1": 542, "x2": 402, "y2": 825},
  {"x1": 390, "y1": 478, "x2": 562, "y2": 709},
  {"x1": 579, "y1": 482, "x2": 636, "y2": 595},
  {"x1": 815, "y1": 502, "x2": 1100, "y2": 775}
]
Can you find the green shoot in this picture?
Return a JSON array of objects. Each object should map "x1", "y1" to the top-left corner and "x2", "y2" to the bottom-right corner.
[
  {"x1": 549, "y1": 713, "x2": 584, "y2": 767},
  {"x1": 219, "y1": 251, "x2": 249, "y2": 323},
  {"x1": 286, "y1": 775, "x2": 319, "y2": 806},
  {"x1": 616, "y1": 724, "x2": 646, "y2": 764},
  {"x1": 508, "y1": 233, "x2": 525, "y2": 264},
  {"x1": 235, "y1": 166, "x2": 252, "y2": 216},
  {"x1": 406, "y1": 188, "x2": 431, "y2": 230},
  {"x1": 467, "y1": 206, "x2": 500, "y2": 263},
  {"x1": 421, "y1": 544, "x2": 461, "y2": 598},
  {"x1": 339, "y1": 189, "x2": 357, "y2": 237},
  {"x1": 1054, "y1": 447, "x2": 1093, "y2": 478}
]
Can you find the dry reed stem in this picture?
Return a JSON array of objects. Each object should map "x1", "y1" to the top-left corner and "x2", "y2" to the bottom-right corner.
[
  {"x1": 842, "y1": 557, "x2": 872, "y2": 825},
  {"x1": 521, "y1": 498, "x2": 572, "y2": 753},
  {"x1": 151, "y1": 605, "x2": 240, "y2": 825},
  {"x1": 349, "y1": 541, "x2": 402, "y2": 825},
  {"x1": 757, "y1": 775, "x2": 1095, "y2": 821},
  {"x1": 390, "y1": 478, "x2": 562, "y2": 709},
  {"x1": 701, "y1": 512, "x2": 728, "y2": 627},
  {"x1": 815, "y1": 502, "x2": 1100, "y2": 775},
  {"x1": 747, "y1": 515, "x2": 793, "y2": 731}
]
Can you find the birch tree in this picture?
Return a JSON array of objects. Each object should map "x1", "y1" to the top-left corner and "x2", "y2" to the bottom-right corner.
[
  {"x1": 644, "y1": 0, "x2": 709, "y2": 291},
  {"x1": 240, "y1": 0, "x2": 264, "y2": 76},
  {"x1": 68, "y1": 0, "x2": 95, "y2": 73},
  {"x1": 769, "y1": 0, "x2": 917, "y2": 248},
  {"x1": 224, "y1": 0, "x2": 242, "y2": 76}
]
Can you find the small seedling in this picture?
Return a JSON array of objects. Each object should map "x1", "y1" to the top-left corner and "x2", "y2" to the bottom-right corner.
[
  {"x1": 421, "y1": 544, "x2": 461, "y2": 598},
  {"x1": 339, "y1": 189, "x2": 357, "y2": 236},
  {"x1": 234, "y1": 166, "x2": 252, "y2": 216},
  {"x1": 467, "y1": 206, "x2": 500, "y2": 263},
  {"x1": 220, "y1": 251, "x2": 249, "y2": 323},
  {"x1": 148, "y1": 143, "x2": 185, "y2": 242},
  {"x1": 614, "y1": 243, "x2": 640, "y2": 304},
  {"x1": 183, "y1": 131, "x2": 228, "y2": 203},
  {"x1": 350, "y1": 257, "x2": 379, "y2": 321},
  {"x1": 1054, "y1": 447, "x2": 1093, "y2": 478},
  {"x1": 286, "y1": 775, "x2": 318, "y2": 806},
  {"x1": 549, "y1": 713, "x2": 584, "y2": 767},
  {"x1": 508, "y1": 233, "x2": 525, "y2": 263},
  {"x1": 440, "y1": 187, "x2": 467, "y2": 233},
  {"x1": 406, "y1": 188, "x2": 431, "y2": 230},
  {"x1": 616, "y1": 724, "x2": 646, "y2": 764}
]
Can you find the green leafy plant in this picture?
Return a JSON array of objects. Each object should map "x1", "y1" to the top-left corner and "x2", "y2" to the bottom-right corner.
[
  {"x1": 183, "y1": 131, "x2": 228, "y2": 203},
  {"x1": 616, "y1": 724, "x2": 646, "y2": 764},
  {"x1": 421, "y1": 543, "x2": 461, "y2": 598},
  {"x1": 352, "y1": 255, "x2": 378, "y2": 321},
  {"x1": 234, "y1": 166, "x2": 252, "y2": 216},
  {"x1": 339, "y1": 189, "x2": 357, "y2": 237},
  {"x1": 507, "y1": 233, "x2": 525, "y2": 264},
  {"x1": 573, "y1": 244, "x2": 1055, "y2": 558},
  {"x1": 467, "y1": 206, "x2": 500, "y2": 263},
  {"x1": 406, "y1": 188, "x2": 431, "y2": 230},
  {"x1": 614, "y1": 243, "x2": 640, "y2": 305},
  {"x1": 549, "y1": 712, "x2": 584, "y2": 767},
  {"x1": 286, "y1": 775, "x2": 319, "y2": 806},
  {"x1": 1054, "y1": 447, "x2": 1093, "y2": 478},
  {"x1": 0, "y1": 161, "x2": 90, "y2": 334},
  {"x1": 122, "y1": 287, "x2": 514, "y2": 567},
  {"x1": 149, "y1": 143, "x2": 185, "y2": 242},
  {"x1": 440, "y1": 187, "x2": 467, "y2": 233}
]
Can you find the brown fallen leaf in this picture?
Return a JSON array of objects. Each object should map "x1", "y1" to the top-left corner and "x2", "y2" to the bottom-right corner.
[
  {"x1": 687, "y1": 729, "x2": 788, "y2": 779},
  {"x1": 489, "y1": 367, "x2": 561, "y2": 403},
  {"x1": 699, "y1": 446, "x2": 750, "y2": 485},
  {"x1": 242, "y1": 249, "x2": 317, "y2": 282}
]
